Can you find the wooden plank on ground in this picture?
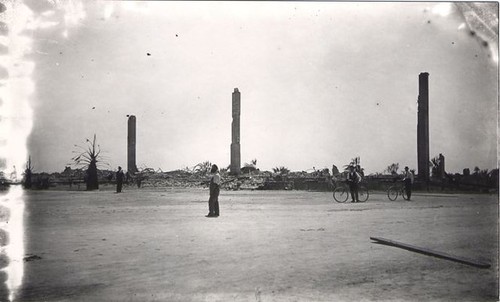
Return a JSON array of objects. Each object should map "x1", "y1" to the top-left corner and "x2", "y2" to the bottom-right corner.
[{"x1": 370, "y1": 236, "x2": 491, "y2": 269}]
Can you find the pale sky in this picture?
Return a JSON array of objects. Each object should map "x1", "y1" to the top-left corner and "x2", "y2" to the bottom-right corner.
[{"x1": 9, "y1": 1, "x2": 498, "y2": 174}]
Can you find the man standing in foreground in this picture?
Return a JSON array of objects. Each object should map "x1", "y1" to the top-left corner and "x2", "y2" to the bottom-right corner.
[
  {"x1": 206, "y1": 164, "x2": 221, "y2": 217},
  {"x1": 347, "y1": 165, "x2": 362, "y2": 202},
  {"x1": 116, "y1": 166, "x2": 124, "y2": 193},
  {"x1": 403, "y1": 166, "x2": 414, "y2": 200}
]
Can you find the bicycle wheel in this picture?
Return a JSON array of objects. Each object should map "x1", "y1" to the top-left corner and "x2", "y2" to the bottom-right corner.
[
  {"x1": 401, "y1": 188, "x2": 409, "y2": 200},
  {"x1": 387, "y1": 186, "x2": 398, "y2": 201},
  {"x1": 333, "y1": 187, "x2": 349, "y2": 203},
  {"x1": 358, "y1": 186, "x2": 369, "y2": 202}
]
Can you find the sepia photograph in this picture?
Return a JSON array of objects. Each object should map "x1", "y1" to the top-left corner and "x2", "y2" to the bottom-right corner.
[{"x1": 0, "y1": 1, "x2": 498, "y2": 301}]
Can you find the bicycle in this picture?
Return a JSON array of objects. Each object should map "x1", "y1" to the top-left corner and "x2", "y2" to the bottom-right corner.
[
  {"x1": 387, "y1": 182, "x2": 409, "y2": 201},
  {"x1": 333, "y1": 180, "x2": 369, "y2": 203}
]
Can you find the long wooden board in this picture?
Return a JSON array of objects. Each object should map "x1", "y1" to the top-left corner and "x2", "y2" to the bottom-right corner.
[{"x1": 370, "y1": 236, "x2": 491, "y2": 269}]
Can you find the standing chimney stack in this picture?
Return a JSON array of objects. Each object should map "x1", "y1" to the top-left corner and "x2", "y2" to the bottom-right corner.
[
  {"x1": 127, "y1": 115, "x2": 138, "y2": 174},
  {"x1": 230, "y1": 88, "x2": 241, "y2": 175},
  {"x1": 417, "y1": 72, "x2": 430, "y2": 185}
]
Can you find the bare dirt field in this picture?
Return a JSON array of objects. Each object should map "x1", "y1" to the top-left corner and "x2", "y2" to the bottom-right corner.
[{"x1": 9, "y1": 188, "x2": 500, "y2": 301}]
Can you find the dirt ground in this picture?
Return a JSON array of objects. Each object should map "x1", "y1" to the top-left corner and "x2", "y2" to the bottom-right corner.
[{"x1": 6, "y1": 187, "x2": 499, "y2": 301}]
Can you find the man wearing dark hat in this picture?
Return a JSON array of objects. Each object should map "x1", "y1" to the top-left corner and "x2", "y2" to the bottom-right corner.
[
  {"x1": 206, "y1": 164, "x2": 221, "y2": 217},
  {"x1": 346, "y1": 165, "x2": 361, "y2": 202},
  {"x1": 116, "y1": 166, "x2": 124, "y2": 193},
  {"x1": 403, "y1": 166, "x2": 414, "y2": 200}
]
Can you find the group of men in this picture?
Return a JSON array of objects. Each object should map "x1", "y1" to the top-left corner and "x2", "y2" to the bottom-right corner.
[
  {"x1": 346, "y1": 165, "x2": 414, "y2": 202},
  {"x1": 114, "y1": 163, "x2": 414, "y2": 217}
]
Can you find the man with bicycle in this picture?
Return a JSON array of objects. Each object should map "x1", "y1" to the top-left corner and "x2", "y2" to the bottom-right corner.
[
  {"x1": 403, "y1": 166, "x2": 414, "y2": 200},
  {"x1": 347, "y1": 165, "x2": 362, "y2": 202}
]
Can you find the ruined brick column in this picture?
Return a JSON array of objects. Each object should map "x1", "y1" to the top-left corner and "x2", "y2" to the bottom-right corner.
[
  {"x1": 417, "y1": 72, "x2": 430, "y2": 185},
  {"x1": 230, "y1": 88, "x2": 241, "y2": 175},
  {"x1": 127, "y1": 115, "x2": 138, "y2": 174}
]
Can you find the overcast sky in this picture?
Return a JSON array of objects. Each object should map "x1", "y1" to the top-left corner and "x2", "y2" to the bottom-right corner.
[{"x1": 12, "y1": 1, "x2": 498, "y2": 174}]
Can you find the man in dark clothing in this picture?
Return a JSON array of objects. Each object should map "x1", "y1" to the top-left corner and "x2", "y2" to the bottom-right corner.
[
  {"x1": 403, "y1": 166, "x2": 414, "y2": 200},
  {"x1": 116, "y1": 166, "x2": 124, "y2": 193},
  {"x1": 347, "y1": 165, "x2": 361, "y2": 202},
  {"x1": 206, "y1": 164, "x2": 221, "y2": 217}
]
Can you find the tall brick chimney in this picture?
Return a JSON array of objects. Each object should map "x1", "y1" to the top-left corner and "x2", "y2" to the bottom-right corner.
[
  {"x1": 417, "y1": 72, "x2": 429, "y2": 185},
  {"x1": 230, "y1": 88, "x2": 241, "y2": 175},
  {"x1": 127, "y1": 115, "x2": 138, "y2": 174}
]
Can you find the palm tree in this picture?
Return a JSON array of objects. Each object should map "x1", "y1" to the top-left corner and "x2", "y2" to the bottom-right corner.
[
  {"x1": 71, "y1": 134, "x2": 103, "y2": 190},
  {"x1": 193, "y1": 161, "x2": 212, "y2": 175},
  {"x1": 385, "y1": 163, "x2": 399, "y2": 175},
  {"x1": 272, "y1": 166, "x2": 290, "y2": 175}
]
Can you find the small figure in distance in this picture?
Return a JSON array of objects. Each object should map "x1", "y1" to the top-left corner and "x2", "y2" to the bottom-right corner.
[
  {"x1": 346, "y1": 165, "x2": 362, "y2": 202},
  {"x1": 116, "y1": 166, "x2": 124, "y2": 193},
  {"x1": 403, "y1": 166, "x2": 414, "y2": 200},
  {"x1": 206, "y1": 164, "x2": 221, "y2": 217}
]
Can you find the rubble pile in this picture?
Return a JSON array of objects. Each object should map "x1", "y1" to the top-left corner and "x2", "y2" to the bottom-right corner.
[
  {"x1": 220, "y1": 171, "x2": 272, "y2": 190},
  {"x1": 16, "y1": 166, "x2": 335, "y2": 191},
  {"x1": 138, "y1": 170, "x2": 271, "y2": 190},
  {"x1": 138, "y1": 171, "x2": 200, "y2": 188},
  {"x1": 14, "y1": 165, "x2": 499, "y2": 193}
]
